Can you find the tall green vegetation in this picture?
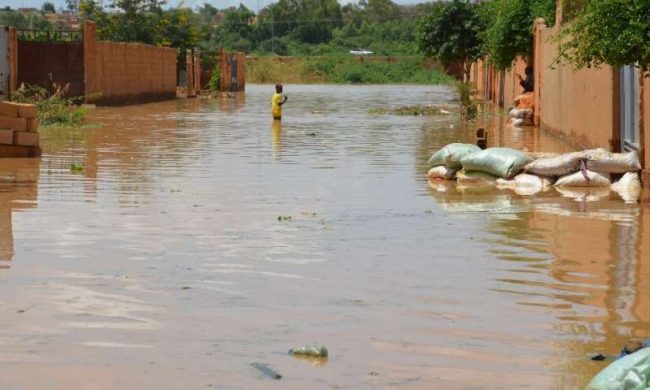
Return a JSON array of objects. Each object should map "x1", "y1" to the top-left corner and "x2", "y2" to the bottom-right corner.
[
  {"x1": 0, "y1": 9, "x2": 52, "y2": 29},
  {"x1": 415, "y1": 0, "x2": 484, "y2": 82},
  {"x1": 556, "y1": 0, "x2": 650, "y2": 74},
  {"x1": 12, "y1": 84, "x2": 88, "y2": 128},
  {"x1": 247, "y1": 56, "x2": 455, "y2": 84},
  {"x1": 480, "y1": 0, "x2": 555, "y2": 70}
]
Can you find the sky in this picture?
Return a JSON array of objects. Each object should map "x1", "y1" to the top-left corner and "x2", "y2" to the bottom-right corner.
[{"x1": 3, "y1": 0, "x2": 424, "y2": 13}]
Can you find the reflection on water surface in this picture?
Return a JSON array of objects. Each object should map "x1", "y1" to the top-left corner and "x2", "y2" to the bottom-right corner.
[{"x1": 0, "y1": 84, "x2": 648, "y2": 389}]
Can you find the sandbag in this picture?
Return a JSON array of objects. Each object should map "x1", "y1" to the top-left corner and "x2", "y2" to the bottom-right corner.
[
  {"x1": 611, "y1": 172, "x2": 642, "y2": 203},
  {"x1": 509, "y1": 107, "x2": 533, "y2": 119},
  {"x1": 427, "y1": 166, "x2": 458, "y2": 180},
  {"x1": 510, "y1": 118, "x2": 524, "y2": 127},
  {"x1": 497, "y1": 173, "x2": 553, "y2": 188},
  {"x1": 497, "y1": 173, "x2": 553, "y2": 196},
  {"x1": 456, "y1": 169, "x2": 498, "y2": 185},
  {"x1": 513, "y1": 93, "x2": 534, "y2": 109},
  {"x1": 460, "y1": 147, "x2": 533, "y2": 179},
  {"x1": 524, "y1": 151, "x2": 586, "y2": 177},
  {"x1": 585, "y1": 150, "x2": 641, "y2": 173},
  {"x1": 585, "y1": 348, "x2": 650, "y2": 390},
  {"x1": 428, "y1": 143, "x2": 481, "y2": 169},
  {"x1": 555, "y1": 170, "x2": 611, "y2": 187}
]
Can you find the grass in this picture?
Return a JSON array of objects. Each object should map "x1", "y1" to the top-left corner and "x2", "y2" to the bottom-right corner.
[
  {"x1": 69, "y1": 163, "x2": 85, "y2": 174},
  {"x1": 247, "y1": 55, "x2": 456, "y2": 85},
  {"x1": 11, "y1": 83, "x2": 88, "y2": 128}
]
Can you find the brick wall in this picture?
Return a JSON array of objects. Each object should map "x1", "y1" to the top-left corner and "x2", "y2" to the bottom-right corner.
[{"x1": 84, "y1": 22, "x2": 177, "y2": 105}]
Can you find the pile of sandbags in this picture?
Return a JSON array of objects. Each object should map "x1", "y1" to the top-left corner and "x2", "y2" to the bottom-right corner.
[
  {"x1": 427, "y1": 143, "x2": 643, "y2": 202},
  {"x1": 509, "y1": 93, "x2": 535, "y2": 127}
]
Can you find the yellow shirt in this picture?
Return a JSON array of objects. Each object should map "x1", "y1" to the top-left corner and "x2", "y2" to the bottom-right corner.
[{"x1": 271, "y1": 93, "x2": 283, "y2": 117}]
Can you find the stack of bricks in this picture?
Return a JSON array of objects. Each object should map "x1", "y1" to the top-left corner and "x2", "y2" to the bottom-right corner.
[{"x1": 0, "y1": 101, "x2": 42, "y2": 158}]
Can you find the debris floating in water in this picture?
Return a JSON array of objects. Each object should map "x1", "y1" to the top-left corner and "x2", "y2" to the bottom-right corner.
[
  {"x1": 288, "y1": 345, "x2": 328, "y2": 358},
  {"x1": 251, "y1": 362, "x2": 282, "y2": 380}
]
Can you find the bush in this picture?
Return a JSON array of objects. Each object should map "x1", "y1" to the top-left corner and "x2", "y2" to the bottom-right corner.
[
  {"x1": 455, "y1": 81, "x2": 479, "y2": 120},
  {"x1": 209, "y1": 64, "x2": 221, "y2": 92},
  {"x1": 11, "y1": 83, "x2": 88, "y2": 127}
]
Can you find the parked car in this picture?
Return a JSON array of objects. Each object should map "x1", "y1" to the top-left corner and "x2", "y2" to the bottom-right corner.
[{"x1": 349, "y1": 48, "x2": 373, "y2": 56}]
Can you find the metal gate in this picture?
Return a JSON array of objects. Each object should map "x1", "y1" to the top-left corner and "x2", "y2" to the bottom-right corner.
[
  {"x1": 16, "y1": 29, "x2": 84, "y2": 98},
  {"x1": 230, "y1": 54, "x2": 238, "y2": 92},
  {"x1": 620, "y1": 65, "x2": 640, "y2": 152},
  {"x1": 0, "y1": 28, "x2": 8, "y2": 100}
]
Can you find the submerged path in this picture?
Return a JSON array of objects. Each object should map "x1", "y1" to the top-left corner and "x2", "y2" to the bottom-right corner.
[{"x1": 0, "y1": 84, "x2": 648, "y2": 389}]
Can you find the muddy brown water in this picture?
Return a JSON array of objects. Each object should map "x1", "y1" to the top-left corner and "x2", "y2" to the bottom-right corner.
[{"x1": 1, "y1": 84, "x2": 649, "y2": 389}]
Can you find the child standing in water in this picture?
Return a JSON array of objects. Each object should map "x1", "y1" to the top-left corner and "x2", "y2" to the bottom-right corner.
[{"x1": 271, "y1": 83, "x2": 288, "y2": 120}]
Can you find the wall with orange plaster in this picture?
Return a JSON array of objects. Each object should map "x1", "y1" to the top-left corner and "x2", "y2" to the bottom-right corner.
[
  {"x1": 536, "y1": 21, "x2": 619, "y2": 150},
  {"x1": 84, "y1": 22, "x2": 177, "y2": 105}
]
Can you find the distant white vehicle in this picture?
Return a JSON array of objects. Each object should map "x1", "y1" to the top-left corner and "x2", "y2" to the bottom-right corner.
[{"x1": 349, "y1": 48, "x2": 373, "y2": 56}]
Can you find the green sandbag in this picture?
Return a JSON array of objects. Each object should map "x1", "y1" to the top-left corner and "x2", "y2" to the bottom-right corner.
[
  {"x1": 460, "y1": 147, "x2": 533, "y2": 179},
  {"x1": 585, "y1": 348, "x2": 650, "y2": 390},
  {"x1": 428, "y1": 143, "x2": 482, "y2": 169}
]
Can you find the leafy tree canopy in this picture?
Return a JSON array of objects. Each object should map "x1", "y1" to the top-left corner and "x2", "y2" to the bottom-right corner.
[
  {"x1": 481, "y1": 0, "x2": 555, "y2": 70},
  {"x1": 41, "y1": 2, "x2": 56, "y2": 14},
  {"x1": 556, "y1": 0, "x2": 650, "y2": 73},
  {"x1": 416, "y1": 0, "x2": 484, "y2": 81}
]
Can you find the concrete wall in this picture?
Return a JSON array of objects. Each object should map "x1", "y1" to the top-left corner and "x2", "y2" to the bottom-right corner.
[
  {"x1": 219, "y1": 50, "x2": 246, "y2": 92},
  {"x1": 84, "y1": 22, "x2": 177, "y2": 105},
  {"x1": 536, "y1": 21, "x2": 619, "y2": 150},
  {"x1": 643, "y1": 77, "x2": 650, "y2": 184}
]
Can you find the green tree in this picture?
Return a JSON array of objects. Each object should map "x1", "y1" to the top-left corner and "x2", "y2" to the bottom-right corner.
[
  {"x1": 41, "y1": 2, "x2": 56, "y2": 14},
  {"x1": 0, "y1": 9, "x2": 52, "y2": 29},
  {"x1": 556, "y1": 0, "x2": 650, "y2": 73},
  {"x1": 155, "y1": 7, "x2": 198, "y2": 50},
  {"x1": 481, "y1": 0, "x2": 555, "y2": 70},
  {"x1": 416, "y1": 0, "x2": 484, "y2": 81}
]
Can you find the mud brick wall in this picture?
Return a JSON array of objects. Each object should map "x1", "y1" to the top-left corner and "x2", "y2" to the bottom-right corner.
[
  {"x1": 0, "y1": 101, "x2": 41, "y2": 157},
  {"x1": 84, "y1": 22, "x2": 177, "y2": 105}
]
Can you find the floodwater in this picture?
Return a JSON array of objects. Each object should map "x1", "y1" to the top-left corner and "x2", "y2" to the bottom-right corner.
[{"x1": 1, "y1": 84, "x2": 649, "y2": 389}]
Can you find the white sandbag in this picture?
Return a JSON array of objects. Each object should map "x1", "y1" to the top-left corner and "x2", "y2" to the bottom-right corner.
[
  {"x1": 456, "y1": 170, "x2": 498, "y2": 186},
  {"x1": 497, "y1": 173, "x2": 553, "y2": 188},
  {"x1": 523, "y1": 151, "x2": 585, "y2": 177},
  {"x1": 497, "y1": 173, "x2": 553, "y2": 196},
  {"x1": 427, "y1": 143, "x2": 482, "y2": 169},
  {"x1": 511, "y1": 118, "x2": 524, "y2": 127},
  {"x1": 585, "y1": 150, "x2": 641, "y2": 173},
  {"x1": 427, "y1": 165, "x2": 458, "y2": 180},
  {"x1": 509, "y1": 107, "x2": 533, "y2": 119},
  {"x1": 555, "y1": 170, "x2": 611, "y2": 187},
  {"x1": 586, "y1": 348, "x2": 650, "y2": 390},
  {"x1": 460, "y1": 147, "x2": 533, "y2": 179},
  {"x1": 611, "y1": 172, "x2": 642, "y2": 203}
]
